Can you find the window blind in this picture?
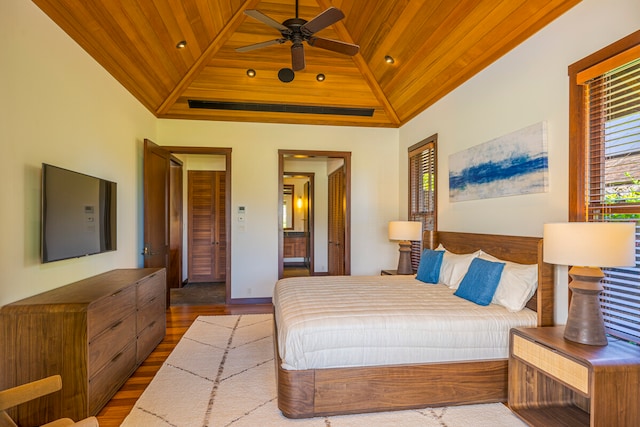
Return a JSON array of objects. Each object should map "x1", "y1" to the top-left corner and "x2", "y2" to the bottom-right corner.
[
  {"x1": 585, "y1": 57, "x2": 640, "y2": 344},
  {"x1": 408, "y1": 136, "x2": 437, "y2": 270}
]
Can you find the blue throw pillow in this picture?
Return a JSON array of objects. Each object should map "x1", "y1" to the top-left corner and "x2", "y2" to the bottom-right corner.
[
  {"x1": 454, "y1": 258, "x2": 505, "y2": 305},
  {"x1": 416, "y1": 249, "x2": 445, "y2": 284}
]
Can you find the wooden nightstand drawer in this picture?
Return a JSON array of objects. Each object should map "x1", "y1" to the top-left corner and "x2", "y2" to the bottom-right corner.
[
  {"x1": 512, "y1": 334, "x2": 589, "y2": 395},
  {"x1": 509, "y1": 326, "x2": 640, "y2": 427}
]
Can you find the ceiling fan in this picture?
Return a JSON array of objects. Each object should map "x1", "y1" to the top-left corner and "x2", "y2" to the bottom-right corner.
[{"x1": 236, "y1": 0, "x2": 359, "y2": 71}]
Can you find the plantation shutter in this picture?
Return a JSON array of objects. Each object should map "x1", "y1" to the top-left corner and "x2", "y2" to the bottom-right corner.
[
  {"x1": 582, "y1": 56, "x2": 640, "y2": 344},
  {"x1": 408, "y1": 135, "x2": 437, "y2": 271}
]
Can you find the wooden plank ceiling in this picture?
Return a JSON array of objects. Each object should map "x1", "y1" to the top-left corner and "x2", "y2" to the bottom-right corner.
[{"x1": 32, "y1": 0, "x2": 581, "y2": 127}]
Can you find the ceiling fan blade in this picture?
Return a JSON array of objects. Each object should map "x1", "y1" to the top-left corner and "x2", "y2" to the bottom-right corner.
[
  {"x1": 244, "y1": 9, "x2": 289, "y2": 32},
  {"x1": 291, "y1": 43, "x2": 305, "y2": 71},
  {"x1": 307, "y1": 37, "x2": 359, "y2": 56},
  {"x1": 300, "y1": 7, "x2": 344, "y2": 35},
  {"x1": 235, "y1": 39, "x2": 285, "y2": 52}
]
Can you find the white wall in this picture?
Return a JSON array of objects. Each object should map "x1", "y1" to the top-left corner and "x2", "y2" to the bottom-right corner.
[
  {"x1": 0, "y1": 0, "x2": 157, "y2": 305},
  {"x1": 399, "y1": 0, "x2": 640, "y2": 323},
  {"x1": 157, "y1": 120, "x2": 399, "y2": 299}
]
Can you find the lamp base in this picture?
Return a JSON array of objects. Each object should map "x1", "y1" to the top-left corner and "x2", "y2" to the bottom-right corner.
[
  {"x1": 564, "y1": 266, "x2": 608, "y2": 346},
  {"x1": 396, "y1": 241, "x2": 414, "y2": 275}
]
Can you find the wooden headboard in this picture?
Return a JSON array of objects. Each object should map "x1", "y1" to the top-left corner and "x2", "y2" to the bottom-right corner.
[{"x1": 424, "y1": 230, "x2": 554, "y2": 327}]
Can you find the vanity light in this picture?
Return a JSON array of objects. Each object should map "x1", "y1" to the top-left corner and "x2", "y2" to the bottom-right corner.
[
  {"x1": 297, "y1": 196, "x2": 303, "y2": 209},
  {"x1": 176, "y1": 40, "x2": 187, "y2": 49},
  {"x1": 247, "y1": 69, "x2": 256, "y2": 77},
  {"x1": 316, "y1": 73, "x2": 325, "y2": 82},
  {"x1": 384, "y1": 55, "x2": 395, "y2": 64}
]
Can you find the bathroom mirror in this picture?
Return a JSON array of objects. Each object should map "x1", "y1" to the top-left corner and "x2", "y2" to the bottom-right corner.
[{"x1": 283, "y1": 184, "x2": 294, "y2": 230}]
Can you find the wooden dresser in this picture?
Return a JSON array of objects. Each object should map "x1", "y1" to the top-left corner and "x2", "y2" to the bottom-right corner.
[{"x1": 0, "y1": 268, "x2": 166, "y2": 426}]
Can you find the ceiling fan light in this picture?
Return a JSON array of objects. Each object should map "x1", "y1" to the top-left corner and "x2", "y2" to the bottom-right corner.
[
  {"x1": 316, "y1": 73, "x2": 325, "y2": 82},
  {"x1": 176, "y1": 40, "x2": 187, "y2": 49},
  {"x1": 246, "y1": 69, "x2": 256, "y2": 77},
  {"x1": 384, "y1": 55, "x2": 395, "y2": 64}
]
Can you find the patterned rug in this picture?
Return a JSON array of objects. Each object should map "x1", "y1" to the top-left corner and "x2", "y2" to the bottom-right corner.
[{"x1": 121, "y1": 314, "x2": 526, "y2": 426}]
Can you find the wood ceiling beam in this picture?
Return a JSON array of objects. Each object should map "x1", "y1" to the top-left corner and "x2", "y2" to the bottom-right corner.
[
  {"x1": 156, "y1": 0, "x2": 262, "y2": 116},
  {"x1": 316, "y1": 0, "x2": 401, "y2": 126}
]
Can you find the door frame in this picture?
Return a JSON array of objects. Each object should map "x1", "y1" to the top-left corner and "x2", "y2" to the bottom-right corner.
[
  {"x1": 278, "y1": 149, "x2": 351, "y2": 278},
  {"x1": 161, "y1": 146, "x2": 232, "y2": 304}
]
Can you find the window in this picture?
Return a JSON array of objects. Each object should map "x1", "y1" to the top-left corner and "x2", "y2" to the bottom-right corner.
[
  {"x1": 569, "y1": 31, "x2": 640, "y2": 344},
  {"x1": 408, "y1": 134, "x2": 437, "y2": 270}
]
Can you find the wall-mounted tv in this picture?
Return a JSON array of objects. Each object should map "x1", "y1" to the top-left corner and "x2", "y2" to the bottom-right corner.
[{"x1": 41, "y1": 163, "x2": 117, "y2": 263}]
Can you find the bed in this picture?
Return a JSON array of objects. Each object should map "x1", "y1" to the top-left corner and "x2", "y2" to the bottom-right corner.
[{"x1": 272, "y1": 231, "x2": 554, "y2": 418}]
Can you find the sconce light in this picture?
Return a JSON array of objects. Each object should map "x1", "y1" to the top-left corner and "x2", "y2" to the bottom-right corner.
[
  {"x1": 384, "y1": 55, "x2": 395, "y2": 64},
  {"x1": 246, "y1": 69, "x2": 256, "y2": 77},
  {"x1": 176, "y1": 40, "x2": 187, "y2": 49},
  {"x1": 316, "y1": 73, "x2": 325, "y2": 82},
  {"x1": 297, "y1": 197, "x2": 303, "y2": 209}
]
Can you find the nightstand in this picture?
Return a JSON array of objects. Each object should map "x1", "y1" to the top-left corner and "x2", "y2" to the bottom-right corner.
[
  {"x1": 380, "y1": 269, "x2": 415, "y2": 276},
  {"x1": 508, "y1": 326, "x2": 640, "y2": 427}
]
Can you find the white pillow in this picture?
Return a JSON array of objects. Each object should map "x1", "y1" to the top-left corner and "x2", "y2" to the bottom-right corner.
[
  {"x1": 479, "y1": 251, "x2": 538, "y2": 312},
  {"x1": 436, "y1": 244, "x2": 480, "y2": 289}
]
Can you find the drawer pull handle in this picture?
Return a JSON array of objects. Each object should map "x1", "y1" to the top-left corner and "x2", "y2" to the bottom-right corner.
[
  {"x1": 149, "y1": 320, "x2": 156, "y2": 328},
  {"x1": 111, "y1": 351, "x2": 123, "y2": 363},
  {"x1": 110, "y1": 320, "x2": 123, "y2": 330},
  {"x1": 110, "y1": 289, "x2": 123, "y2": 297}
]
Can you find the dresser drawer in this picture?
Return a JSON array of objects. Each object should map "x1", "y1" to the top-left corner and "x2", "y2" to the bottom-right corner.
[
  {"x1": 88, "y1": 313, "x2": 136, "y2": 378},
  {"x1": 137, "y1": 316, "x2": 165, "y2": 363},
  {"x1": 88, "y1": 286, "x2": 136, "y2": 338},
  {"x1": 137, "y1": 272, "x2": 165, "y2": 306},
  {"x1": 512, "y1": 334, "x2": 590, "y2": 395},
  {"x1": 89, "y1": 341, "x2": 136, "y2": 414},
  {"x1": 137, "y1": 293, "x2": 165, "y2": 332}
]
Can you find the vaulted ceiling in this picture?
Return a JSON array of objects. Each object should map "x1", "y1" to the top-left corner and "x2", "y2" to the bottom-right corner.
[{"x1": 32, "y1": 0, "x2": 581, "y2": 127}]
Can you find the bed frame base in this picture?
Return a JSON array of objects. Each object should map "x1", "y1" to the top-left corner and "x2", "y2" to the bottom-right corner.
[{"x1": 277, "y1": 355, "x2": 507, "y2": 418}]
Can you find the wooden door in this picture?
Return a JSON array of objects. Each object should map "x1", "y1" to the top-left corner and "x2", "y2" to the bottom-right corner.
[
  {"x1": 143, "y1": 140, "x2": 169, "y2": 272},
  {"x1": 188, "y1": 170, "x2": 226, "y2": 283},
  {"x1": 328, "y1": 166, "x2": 345, "y2": 275},
  {"x1": 304, "y1": 180, "x2": 312, "y2": 270},
  {"x1": 168, "y1": 159, "x2": 183, "y2": 289}
]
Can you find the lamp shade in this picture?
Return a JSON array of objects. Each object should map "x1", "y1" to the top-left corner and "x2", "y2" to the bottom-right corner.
[
  {"x1": 543, "y1": 222, "x2": 636, "y2": 267},
  {"x1": 388, "y1": 221, "x2": 422, "y2": 241}
]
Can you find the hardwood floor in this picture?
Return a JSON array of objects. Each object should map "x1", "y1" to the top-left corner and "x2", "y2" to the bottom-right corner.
[{"x1": 96, "y1": 303, "x2": 273, "y2": 426}]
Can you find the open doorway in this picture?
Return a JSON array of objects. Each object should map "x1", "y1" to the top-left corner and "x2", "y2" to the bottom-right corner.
[
  {"x1": 278, "y1": 150, "x2": 351, "y2": 279},
  {"x1": 143, "y1": 142, "x2": 231, "y2": 306}
]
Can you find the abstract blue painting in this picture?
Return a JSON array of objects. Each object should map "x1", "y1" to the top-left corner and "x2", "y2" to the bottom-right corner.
[{"x1": 449, "y1": 122, "x2": 548, "y2": 202}]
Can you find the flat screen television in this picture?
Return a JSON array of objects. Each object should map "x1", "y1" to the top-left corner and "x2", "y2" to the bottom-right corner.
[{"x1": 41, "y1": 163, "x2": 117, "y2": 263}]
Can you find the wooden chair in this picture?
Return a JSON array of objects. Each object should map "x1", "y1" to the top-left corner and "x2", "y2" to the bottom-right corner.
[{"x1": 0, "y1": 375, "x2": 98, "y2": 427}]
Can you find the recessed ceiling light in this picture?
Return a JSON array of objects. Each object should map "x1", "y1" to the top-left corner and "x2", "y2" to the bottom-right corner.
[
  {"x1": 316, "y1": 73, "x2": 325, "y2": 82},
  {"x1": 247, "y1": 69, "x2": 256, "y2": 77},
  {"x1": 176, "y1": 40, "x2": 187, "y2": 49},
  {"x1": 384, "y1": 55, "x2": 395, "y2": 64}
]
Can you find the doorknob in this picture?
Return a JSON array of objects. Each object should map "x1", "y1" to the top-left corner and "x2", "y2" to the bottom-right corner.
[{"x1": 142, "y1": 244, "x2": 157, "y2": 256}]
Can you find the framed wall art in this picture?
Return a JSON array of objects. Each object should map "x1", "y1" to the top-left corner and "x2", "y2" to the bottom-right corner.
[{"x1": 449, "y1": 122, "x2": 548, "y2": 202}]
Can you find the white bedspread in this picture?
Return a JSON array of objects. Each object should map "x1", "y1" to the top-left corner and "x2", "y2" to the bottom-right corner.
[{"x1": 273, "y1": 275, "x2": 537, "y2": 370}]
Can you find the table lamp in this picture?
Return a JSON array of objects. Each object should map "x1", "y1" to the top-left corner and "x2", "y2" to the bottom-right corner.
[
  {"x1": 388, "y1": 221, "x2": 422, "y2": 275},
  {"x1": 543, "y1": 222, "x2": 636, "y2": 346}
]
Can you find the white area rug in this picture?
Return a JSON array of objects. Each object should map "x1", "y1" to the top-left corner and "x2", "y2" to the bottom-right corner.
[{"x1": 121, "y1": 314, "x2": 526, "y2": 426}]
